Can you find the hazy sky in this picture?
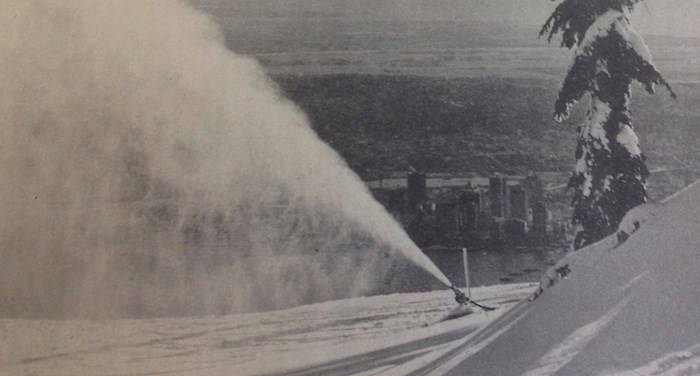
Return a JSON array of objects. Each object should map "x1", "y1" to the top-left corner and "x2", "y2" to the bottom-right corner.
[
  {"x1": 191, "y1": 0, "x2": 700, "y2": 37},
  {"x1": 192, "y1": 0, "x2": 553, "y2": 24},
  {"x1": 634, "y1": 1, "x2": 700, "y2": 37}
]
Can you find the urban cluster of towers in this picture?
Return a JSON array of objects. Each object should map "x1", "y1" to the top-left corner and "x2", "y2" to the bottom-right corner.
[{"x1": 369, "y1": 172, "x2": 554, "y2": 248}]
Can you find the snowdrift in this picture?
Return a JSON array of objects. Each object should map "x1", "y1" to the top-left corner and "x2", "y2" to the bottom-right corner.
[{"x1": 440, "y1": 181, "x2": 700, "y2": 375}]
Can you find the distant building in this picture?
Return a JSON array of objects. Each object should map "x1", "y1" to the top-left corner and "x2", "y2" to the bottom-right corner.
[
  {"x1": 459, "y1": 191, "x2": 481, "y2": 234},
  {"x1": 532, "y1": 201, "x2": 548, "y2": 243},
  {"x1": 367, "y1": 171, "x2": 560, "y2": 248},
  {"x1": 509, "y1": 185, "x2": 528, "y2": 221},
  {"x1": 372, "y1": 188, "x2": 406, "y2": 222},
  {"x1": 489, "y1": 175, "x2": 509, "y2": 218},
  {"x1": 522, "y1": 173, "x2": 544, "y2": 202},
  {"x1": 407, "y1": 171, "x2": 427, "y2": 210},
  {"x1": 434, "y1": 201, "x2": 460, "y2": 241}
]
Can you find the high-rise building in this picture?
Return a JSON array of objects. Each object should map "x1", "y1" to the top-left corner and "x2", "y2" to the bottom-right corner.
[
  {"x1": 532, "y1": 201, "x2": 548, "y2": 243},
  {"x1": 407, "y1": 171, "x2": 427, "y2": 210},
  {"x1": 489, "y1": 174, "x2": 509, "y2": 218},
  {"x1": 522, "y1": 174, "x2": 544, "y2": 203},
  {"x1": 459, "y1": 191, "x2": 482, "y2": 233},
  {"x1": 509, "y1": 185, "x2": 528, "y2": 221}
]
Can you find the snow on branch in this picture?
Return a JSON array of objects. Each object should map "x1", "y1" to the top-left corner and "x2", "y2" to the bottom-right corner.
[
  {"x1": 540, "y1": 0, "x2": 644, "y2": 48},
  {"x1": 553, "y1": 10, "x2": 623, "y2": 121},
  {"x1": 577, "y1": 9, "x2": 622, "y2": 50},
  {"x1": 613, "y1": 19, "x2": 677, "y2": 98},
  {"x1": 554, "y1": 51, "x2": 595, "y2": 121},
  {"x1": 553, "y1": 8, "x2": 675, "y2": 121}
]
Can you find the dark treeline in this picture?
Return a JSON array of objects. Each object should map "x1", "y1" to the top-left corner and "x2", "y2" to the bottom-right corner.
[{"x1": 273, "y1": 74, "x2": 699, "y2": 184}]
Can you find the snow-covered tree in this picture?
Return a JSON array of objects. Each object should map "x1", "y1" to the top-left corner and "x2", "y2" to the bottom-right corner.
[{"x1": 542, "y1": 0, "x2": 675, "y2": 250}]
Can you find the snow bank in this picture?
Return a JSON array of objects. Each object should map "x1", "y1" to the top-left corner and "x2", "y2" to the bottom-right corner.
[
  {"x1": 441, "y1": 180, "x2": 700, "y2": 375},
  {"x1": 0, "y1": 284, "x2": 535, "y2": 375}
]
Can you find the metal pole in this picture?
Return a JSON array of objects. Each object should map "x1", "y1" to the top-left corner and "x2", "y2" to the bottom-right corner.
[{"x1": 462, "y1": 247, "x2": 470, "y2": 298}]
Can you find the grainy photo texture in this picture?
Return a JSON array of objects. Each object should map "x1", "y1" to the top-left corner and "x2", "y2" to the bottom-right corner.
[{"x1": 1, "y1": 1, "x2": 699, "y2": 375}]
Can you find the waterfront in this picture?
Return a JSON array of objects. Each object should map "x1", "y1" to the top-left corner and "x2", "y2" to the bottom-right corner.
[{"x1": 425, "y1": 246, "x2": 566, "y2": 288}]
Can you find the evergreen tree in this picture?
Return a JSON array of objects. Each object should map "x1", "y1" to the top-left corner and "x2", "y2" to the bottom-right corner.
[{"x1": 541, "y1": 0, "x2": 675, "y2": 250}]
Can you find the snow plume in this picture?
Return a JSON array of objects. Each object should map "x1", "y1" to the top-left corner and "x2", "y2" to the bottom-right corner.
[{"x1": 0, "y1": 1, "x2": 446, "y2": 319}]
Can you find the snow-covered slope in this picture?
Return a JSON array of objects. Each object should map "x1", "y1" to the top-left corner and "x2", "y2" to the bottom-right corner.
[
  {"x1": 5, "y1": 179, "x2": 699, "y2": 376},
  {"x1": 0, "y1": 284, "x2": 534, "y2": 376},
  {"x1": 436, "y1": 181, "x2": 700, "y2": 376}
]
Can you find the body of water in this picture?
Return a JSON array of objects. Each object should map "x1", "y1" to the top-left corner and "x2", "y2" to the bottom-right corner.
[{"x1": 424, "y1": 246, "x2": 566, "y2": 288}]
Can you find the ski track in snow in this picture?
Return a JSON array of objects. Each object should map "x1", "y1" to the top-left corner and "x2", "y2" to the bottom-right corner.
[
  {"x1": 0, "y1": 284, "x2": 535, "y2": 376},
  {"x1": 426, "y1": 179, "x2": 700, "y2": 376},
  {"x1": 5, "y1": 177, "x2": 700, "y2": 376},
  {"x1": 521, "y1": 295, "x2": 630, "y2": 376},
  {"x1": 603, "y1": 343, "x2": 700, "y2": 376},
  {"x1": 6, "y1": 183, "x2": 700, "y2": 376},
  {"x1": 425, "y1": 302, "x2": 533, "y2": 376}
]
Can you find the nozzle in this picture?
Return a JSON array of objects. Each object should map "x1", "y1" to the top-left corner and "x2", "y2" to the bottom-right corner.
[{"x1": 450, "y1": 285, "x2": 469, "y2": 305}]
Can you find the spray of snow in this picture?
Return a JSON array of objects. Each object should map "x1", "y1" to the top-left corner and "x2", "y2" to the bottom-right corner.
[{"x1": 0, "y1": 0, "x2": 448, "y2": 319}]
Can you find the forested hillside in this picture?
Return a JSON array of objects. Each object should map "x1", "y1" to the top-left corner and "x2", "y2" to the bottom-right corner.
[{"x1": 274, "y1": 74, "x2": 700, "y2": 188}]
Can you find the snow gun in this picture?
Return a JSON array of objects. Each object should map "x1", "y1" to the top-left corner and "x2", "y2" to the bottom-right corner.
[{"x1": 449, "y1": 285, "x2": 497, "y2": 311}]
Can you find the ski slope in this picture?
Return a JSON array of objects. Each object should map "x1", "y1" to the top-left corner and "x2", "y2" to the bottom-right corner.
[
  {"x1": 4, "y1": 181, "x2": 700, "y2": 376},
  {"x1": 431, "y1": 180, "x2": 700, "y2": 376},
  {"x1": 0, "y1": 284, "x2": 534, "y2": 376}
]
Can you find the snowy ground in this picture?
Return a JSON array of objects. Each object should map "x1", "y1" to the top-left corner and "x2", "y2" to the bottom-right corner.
[
  {"x1": 5, "y1": 184, "x2": 700, "y2": 376},
  {"x1": 0, "y1": 284, "x2": 535, "y2": 376},
  {"x1": 433, "y1": 181, "x2": 700, "y2": 376}
]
